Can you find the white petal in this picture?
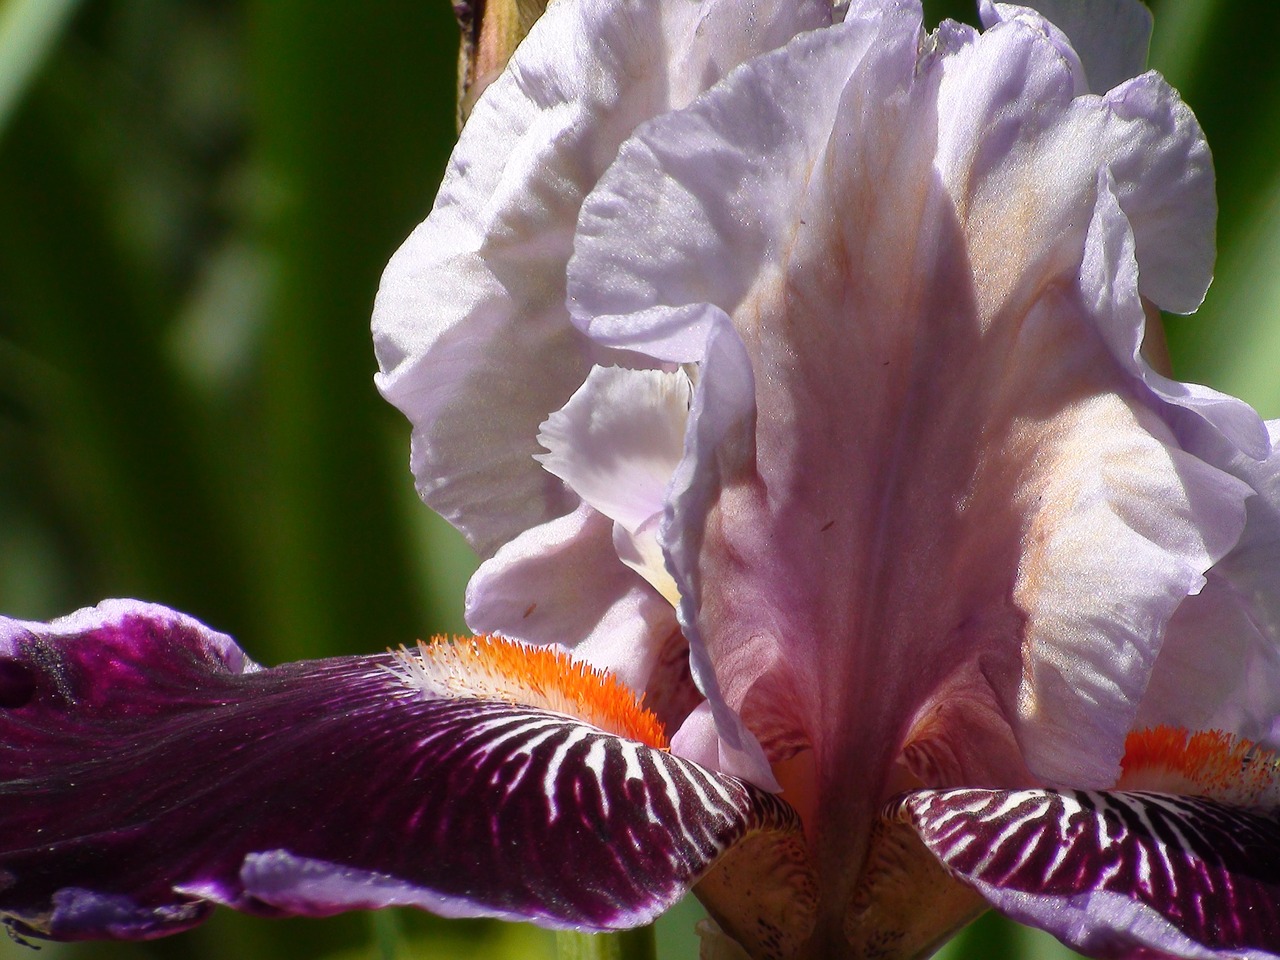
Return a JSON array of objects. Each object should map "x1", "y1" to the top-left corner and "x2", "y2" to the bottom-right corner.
[
  {"x1": 373, "y1": 0, "x2": 830, "y2": 554},
  {"x1": 464, "y1": 502, "x2": 679, "y2": 695},
  {"x1": 536, "y1": 365, "x2": 690, "y2": 535},
  {"x1": 570, "y1": 8, "x2": 918, "y2": 353}
]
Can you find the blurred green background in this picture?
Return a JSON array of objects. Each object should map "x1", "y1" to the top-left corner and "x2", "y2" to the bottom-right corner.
[{"x1": 0, "y1": 0, "x2": 1274, "y2": 958}]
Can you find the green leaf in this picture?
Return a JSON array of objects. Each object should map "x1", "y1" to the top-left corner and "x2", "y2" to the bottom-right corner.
[
  {"x1": 0, "y1": 0, "x2": 81, "y2": 141},
  {"x1": 1172, "y1": 173, "x2": 1280, "y2": 417},
  {"x1": 555, "y1": 928, "x2": 657, "y2": 960}
]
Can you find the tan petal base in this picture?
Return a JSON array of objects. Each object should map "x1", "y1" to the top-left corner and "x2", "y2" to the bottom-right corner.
[
  {"x1": 694, "y1": 828, "x2": 817, "y2": 959},
  {"x1": 843, "y1": 815, "x2": 987, "y2": 960}
]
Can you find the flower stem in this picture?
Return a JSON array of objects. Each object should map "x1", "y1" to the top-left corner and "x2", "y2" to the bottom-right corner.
[
  {"x1": 554, "y1": 927, "x2": 657, "y2": 960},
  {"x1": 369, "y1": 910, "x2": 404, "y2": 960}
]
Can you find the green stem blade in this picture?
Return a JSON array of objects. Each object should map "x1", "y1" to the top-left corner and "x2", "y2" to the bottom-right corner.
[
  {"x1": 555, "y1": 927, "x2": 658, "y2": 960},
  {"x1": 0, "y1": 0, "x2": 81, "y2": 141}
]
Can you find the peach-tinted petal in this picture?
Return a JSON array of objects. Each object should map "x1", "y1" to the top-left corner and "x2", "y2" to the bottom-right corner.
[
  {"x1": 537, "y1": 366, "x2": 690, "y2": 536},
  {"x1": 933, "y1": 18, "x2": 1215, "y2": 320}
]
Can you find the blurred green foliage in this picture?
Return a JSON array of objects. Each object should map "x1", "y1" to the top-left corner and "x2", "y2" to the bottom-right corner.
[{"x1": 0, "y1": 1, "x2": 1274, "y2": 958}]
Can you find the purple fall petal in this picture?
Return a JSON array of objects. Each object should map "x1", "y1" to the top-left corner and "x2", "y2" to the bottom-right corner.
[
  {"x1": 0, "y1": 601, "x2": 800, "y2": 941},
  {"x1": 897, "y1": 787, "x2": 1280, "y2": 959}
]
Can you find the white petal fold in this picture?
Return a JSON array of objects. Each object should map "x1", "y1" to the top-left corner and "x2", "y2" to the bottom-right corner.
[
  {"x1": 465, "y1": 502, "x2": 680, "y2": 696},
  {"x1": 537, "y1": 366, "x2": 687, "y2": 526},
  {"x1": 536, "y1": 364, "x2": 692, "y2": 604}
]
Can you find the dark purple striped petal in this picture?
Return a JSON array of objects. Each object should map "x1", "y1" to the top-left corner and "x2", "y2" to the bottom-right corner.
[
  {"x1": 0, "y1": 601, "x2": 801, "y2": 941},
  {"x1": 895, "y1": 787, "x2": 1280, "y2": 960}
]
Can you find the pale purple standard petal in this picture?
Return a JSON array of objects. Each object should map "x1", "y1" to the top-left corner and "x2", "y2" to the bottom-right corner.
[
  {"x1": 569, "y1": 12, "x2": 895, "y2": 352},
  {"x1": 573, "y1": 0, "x2": 1249, "y2": 785},
  {"x1": 567, "y1": 17, "x2": 1256, "y2": 946}
]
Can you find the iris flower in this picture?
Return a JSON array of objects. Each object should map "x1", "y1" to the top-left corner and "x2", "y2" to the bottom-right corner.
[{"x1": 2, "y1": 0, "x2": 1279, "y2": 957}]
